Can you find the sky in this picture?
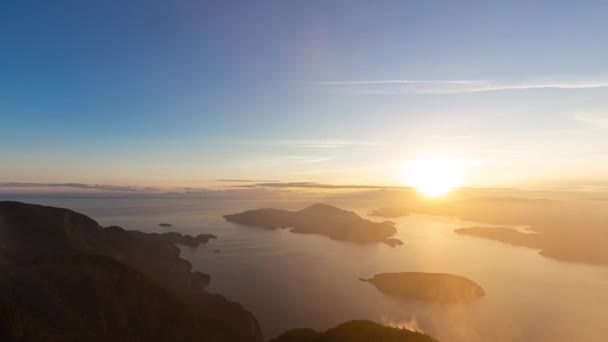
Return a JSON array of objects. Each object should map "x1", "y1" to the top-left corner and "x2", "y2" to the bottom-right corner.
[{"x1": 1, "y1": 1, "x2": 608, "y2": 189}]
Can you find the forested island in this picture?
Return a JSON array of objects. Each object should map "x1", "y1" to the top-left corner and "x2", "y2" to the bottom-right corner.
[
  {"x1": 225, "y1": 203, "x2": 403, "y2": 246},
  {"x1": 361, "y1": 272, "x2": 485, "y2": 303}
]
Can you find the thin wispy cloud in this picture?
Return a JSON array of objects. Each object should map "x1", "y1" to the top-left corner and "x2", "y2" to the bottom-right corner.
[
  {"x1": 218, "y1": 138, "x2": 384, "y2": 149},
  {"x1": 309, "y1": 80, "x2": 483, "y2": 86},
  {"x1": 0, "y1": 182, "x2": 154, "y2": 192},
  {"x1": 237, "y1": 181, "x2": 402, "y2": 190},
  {"x1": 287, "y1": 155, "x2": 335, "y2": 163},
  {"x1": 572, "y1": 111, "x2": 608, "y2": 128},
  {"x1": 217, "y1": 179, "x2": 281, "y2": 183},
  {"x1": 280, "y1": 139, "x2": 383, "y2": 148},
  {"x1": 302, "y1": 79, "x2": 608, "y2": 95}
]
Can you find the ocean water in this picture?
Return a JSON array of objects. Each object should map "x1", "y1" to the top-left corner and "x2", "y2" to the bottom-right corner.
[{"x1": 6, "y1": 195, "x2": 608, "y2": 342}]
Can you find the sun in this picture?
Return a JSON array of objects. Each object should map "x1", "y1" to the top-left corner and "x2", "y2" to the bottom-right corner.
[{"x1": 403, "y1": 157, "x2": 464, "y2": 197}]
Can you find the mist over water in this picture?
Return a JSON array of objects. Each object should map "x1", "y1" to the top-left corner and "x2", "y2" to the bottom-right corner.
[{"x1": 12, "y1": 195, "x2": 608, "y2": 342}]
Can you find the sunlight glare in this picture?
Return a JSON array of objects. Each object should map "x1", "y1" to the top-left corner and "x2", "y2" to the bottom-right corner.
[{"x1": 403, "y1": 157, "x2": 464, "y2": 197}]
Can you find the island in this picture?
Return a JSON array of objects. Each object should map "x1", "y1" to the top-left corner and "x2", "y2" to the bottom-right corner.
[
  {"x1": 154, "y1": 231, "x2": 217, "y2": 247},
  {"x1": 159, "y1": 223, "x2": 172, "y2": 227},
  {"x1": 271, "y1": 320, "x2": 437, "y2": 342},
  {"x1": 224, "y1": 203, "x2": 403, "y2": 246},
  {"x1": 361, "y1": 272, "x2": 485, "y2": 303},
  {"x1": 0, "y1": 201, "x2": 262, "y2": 342}
]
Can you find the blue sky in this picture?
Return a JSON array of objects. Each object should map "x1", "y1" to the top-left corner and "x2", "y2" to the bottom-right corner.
[{"x1": 1, "y1": 1, "x2": 608, "y2": 188}]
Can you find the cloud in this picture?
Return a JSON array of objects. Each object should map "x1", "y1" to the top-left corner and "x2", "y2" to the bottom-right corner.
[
  {"x1": 217, "y1": 179, "x2": 281, "y2": 183},
  {"x1": 215, "y1": 138, "x2": 383, "y2": 150},
  {"x1": 302, "y1": 79, "x2": 608, "y2": 95},
  {"x1": 572, "y1": 111, "x2": 608, "y2": 128},
  {"x1": 280, "y1": 139, "x2": 383, "y2": 148},
  {"x1": 287, "y1": 155, "x2": 335, "y2": 163},
  {"x1": 0, "y1": 182, "x2": 145, "y2": 192},
  {"x1": 237, "y1": 181, "x2": 402, "y2": 190}
]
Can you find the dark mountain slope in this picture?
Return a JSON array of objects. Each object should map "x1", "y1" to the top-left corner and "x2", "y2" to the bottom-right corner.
[{"x1": 0, "y1": 201, "x2": 262, "y2": 342}]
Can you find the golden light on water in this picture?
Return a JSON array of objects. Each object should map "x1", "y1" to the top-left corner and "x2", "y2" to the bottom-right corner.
[{"x1": 403, "y1": 157, "x2": 464, "y2": 197}]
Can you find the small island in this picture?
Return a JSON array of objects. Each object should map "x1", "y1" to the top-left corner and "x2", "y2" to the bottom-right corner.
[
  {"x1": 155, "y1": 231, "x2": 217, "y2": 247},
  {"x1": 271, "y1": 320, "x2": 437, "y2": 342},
  {"x1": 361, "y1": 272, "x2": 485, "y2": 303},
  {"x1": 159, "y1": 223, "x2": 172, "y2": 227},
  {"x1": 224, "y1": 203, "x2": 403, "y2": 246}
]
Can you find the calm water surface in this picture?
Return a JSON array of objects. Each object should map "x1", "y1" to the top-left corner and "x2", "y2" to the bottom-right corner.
[{"x1": 8, "y1": 196, "x2": 608, "y2": 342}]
